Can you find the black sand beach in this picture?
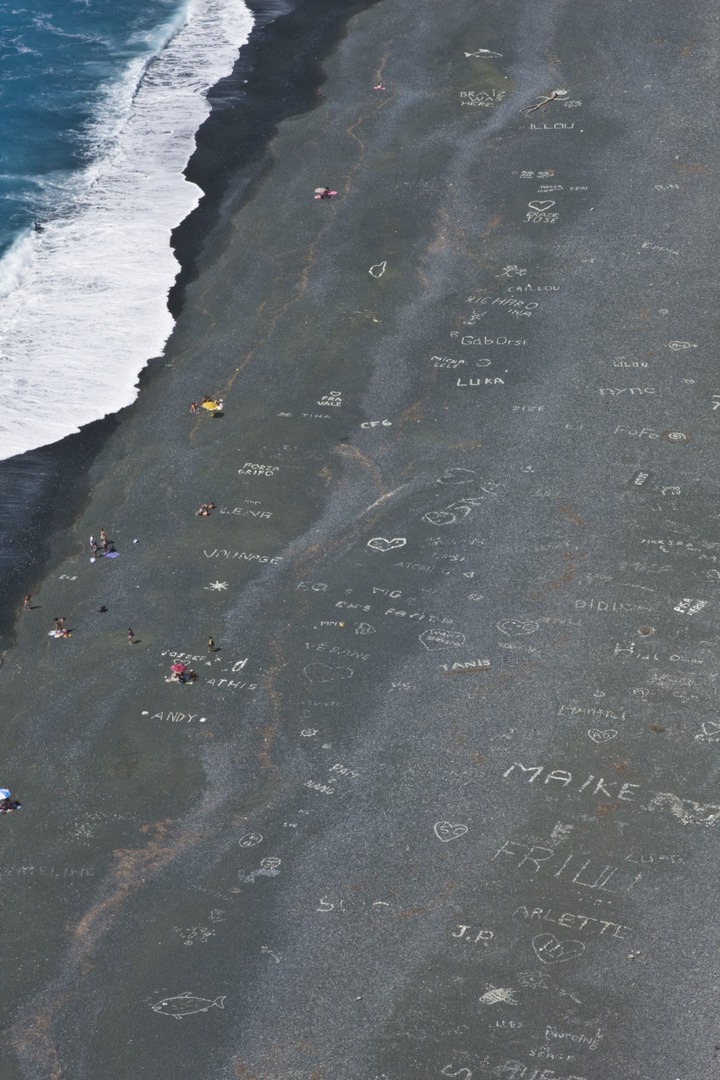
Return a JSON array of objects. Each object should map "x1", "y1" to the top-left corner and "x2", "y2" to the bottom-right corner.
[{"x1": 3, "y1": 0, "x2": 720, "y2": 1076}]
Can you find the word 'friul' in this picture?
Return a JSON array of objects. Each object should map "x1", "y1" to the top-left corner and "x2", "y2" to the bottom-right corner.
[{"x1": 493, "y1": 838, "x2": 641, "y2": 894}]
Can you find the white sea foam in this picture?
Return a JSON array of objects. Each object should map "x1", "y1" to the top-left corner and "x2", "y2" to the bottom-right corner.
[{"x1": 0, "y1": 0, "x2": 253, "y2": 460}]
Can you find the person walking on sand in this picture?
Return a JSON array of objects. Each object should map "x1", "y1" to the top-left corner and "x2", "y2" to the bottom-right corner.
[
  {"x1": 208, "y1": 636, "x2": 215, "y2": 653},
  {"x1": 90, "y1": 534, "x2": 96, "y2": 551},
  {"x1": 128, "y1": 628, "x2": 134, "y2": 645},
  {"x1": 24, "y1": 595, "x2": 31, "y2": 610}
]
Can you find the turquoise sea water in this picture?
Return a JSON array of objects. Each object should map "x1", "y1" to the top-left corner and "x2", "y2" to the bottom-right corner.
[{"x1": 0, "y1": 0, "x2": 253, "y2": 458}]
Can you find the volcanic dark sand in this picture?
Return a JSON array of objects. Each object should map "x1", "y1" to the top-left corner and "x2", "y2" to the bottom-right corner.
[{"x1": 2, "y1": 0, "x2": 720, "y2": 1076}]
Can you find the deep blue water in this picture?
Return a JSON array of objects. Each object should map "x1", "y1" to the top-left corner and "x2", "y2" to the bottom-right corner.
[
  {"x1": 0, "y1": 0, "x2": 193, "y2": 260},
  {"x1": 0, "y1": 0, "x2": 253, "y2": 460}
]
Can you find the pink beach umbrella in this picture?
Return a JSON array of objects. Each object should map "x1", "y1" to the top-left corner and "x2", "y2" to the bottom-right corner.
[{"x1": 170, "y1": 663, "x2": 188, "y2": 673}]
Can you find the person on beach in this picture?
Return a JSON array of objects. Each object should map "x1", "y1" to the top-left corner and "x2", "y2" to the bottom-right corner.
[
  {"x1": 54, "y1": 618, "x2": 60, "y2": 633},
  {"x1": 319, "y1": 187, "x2": 331, "y2": 199},
  {"x1": 196, "y1": 503, "x2": 215, "y2": 517},
  {"x1": 59, "y1": 617, "x2": 65, "y2": 629},
  {"x1": 61, "y1": 627, "x2": 70, "y2": 638},
  {"x1": 128, "y1": 628, "x2": 134, "y2": 645},
  {"x1": 0, "y1": 790, "x2": 21, "y2": 813},
  {"x1": 89, "y1": 534, "x2": 96, "y2": 551},
  {"x1": 24, "y1": 595, "x2": 31, "y2": 610},
  {"x1": 99, "y1": 605, "x2": 108, "y2": 613},
  {"x1": 100, "y1": 529, "x2": 108, "y2": 550},
  {"x1": 208, "y1": 636, "x2": 215, "y2": 652},
  {"x1": 374, "y1": 83, "x2": 385, "y2": 90},
  {"x1": 190, "y1": 402, "x2": 199, "y2": 413}
]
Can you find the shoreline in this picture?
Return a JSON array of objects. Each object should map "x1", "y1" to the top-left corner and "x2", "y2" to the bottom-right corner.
[
  {"x1": 0, "y1": 0, "x2": 381, "y2": 655},
  {"x1": 2, "y1": 0, "x2": 719, "y2": 1075}
]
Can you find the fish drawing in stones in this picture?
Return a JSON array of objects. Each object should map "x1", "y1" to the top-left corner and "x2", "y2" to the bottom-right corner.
[
  {"x1": 479, "y1": 985, "x2": 518, "y2": 1005},
  {"x1": 151, "y1": 992, "x2": 226, "y2": 1019}
]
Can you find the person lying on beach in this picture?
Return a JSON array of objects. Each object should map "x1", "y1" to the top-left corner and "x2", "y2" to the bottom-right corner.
[
  {"x1": 0, "y1": 797, "x2": 21, "y2": 813},
  {"x1": 195, "y1": 502, "x2": 216, "y2": 517},
  {"x1": 319, "y1": 187, "x2": 331, "y2": 199}
]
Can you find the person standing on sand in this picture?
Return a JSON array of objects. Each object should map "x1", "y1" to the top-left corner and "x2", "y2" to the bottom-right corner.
[
  {"x1": 24, "y1": 595, "x2": 31, "y2": 610},
  {"x1": 208, "y1": 636, "x2": 215, "y2": 652},
  {"x1": 89, "y1": 534, "x2": 96, "y2": 552},
  {"x1": 128, "y1": 628, "x2": 134, "y2": 645}
]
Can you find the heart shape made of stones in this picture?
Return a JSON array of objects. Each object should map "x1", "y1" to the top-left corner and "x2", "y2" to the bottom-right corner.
[
  {"x1": 702, "y1": 721, "x2": 720, "y2": 736},
  {"x1": 367, "y1": 537, "x2": 407, "y2": 552},
  {"x1": 303, "y1": 663, "x2": 354, "y2": 684},
  {"x1": 588, "y1": 728, "x2": 618, "y2": 743},
  {"x1": 528, "y1": 200, "x2": 556, "y2": 212},
  {"x1": 434, "y1": 821, "x2": 469, "y2": 842},
  {"x1": 532, "y1": 933, "x2": 585, "y2": 964}
]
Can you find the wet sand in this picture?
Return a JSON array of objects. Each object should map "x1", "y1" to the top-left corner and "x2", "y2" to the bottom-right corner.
[{"x1": 3, "y1": 0, "x2": 720, "y2": 1076}]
